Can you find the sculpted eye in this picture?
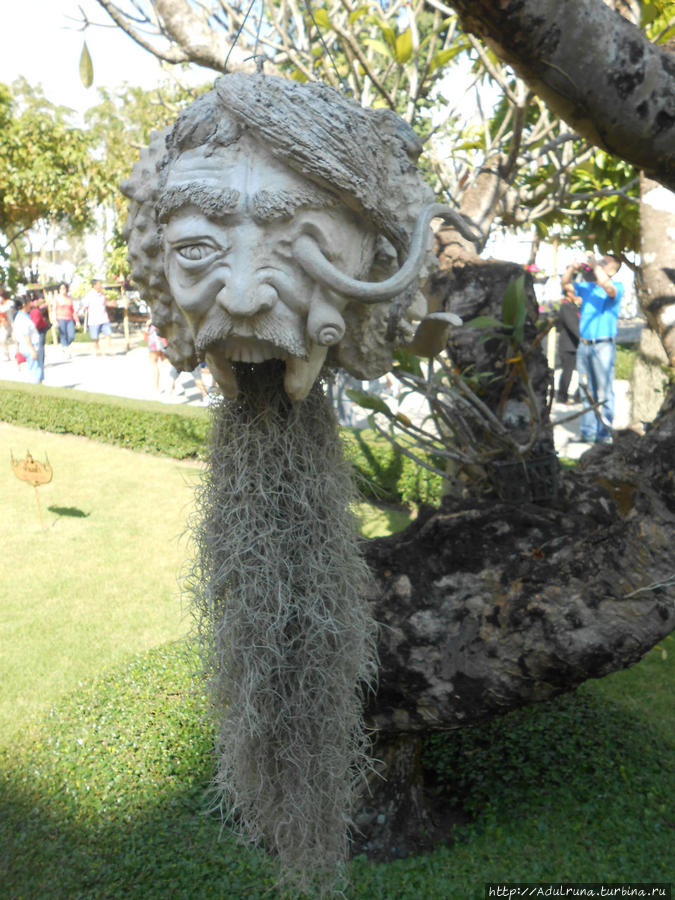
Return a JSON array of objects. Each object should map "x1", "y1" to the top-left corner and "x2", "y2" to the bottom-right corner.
[{"x1": 177, "y1": 243, "x2": 214, "y2": 261}]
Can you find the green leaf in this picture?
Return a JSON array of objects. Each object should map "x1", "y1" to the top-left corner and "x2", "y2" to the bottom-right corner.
[
  {"x1": 501, "y1": 274, "x2": 527, "y2": 344},
  {"x1": 313, "y1": 8, "x2": 331, "y2": 28},
  {"x1": 348, "y1": 5, "x2": 369, "y2": 25},
  {"x1": 641, "y1": 0, "x2": 658, "y2": 27},
  {"x1": 79, "y1": 41, "x2": 94, "y2": 89},
  {"x1": 394, "y1": 29, "x2": 413, "y2": 64},
  {"x1": 393, "y1": 348, "x2": 424, "y2": 376},
  {"x1": 345, "y1": 389, "x2": 392, "y2": 416},
  {"x1": 362, "y1": 38, "x2": 393, "y2": 58},
  {"x1": 465, "y1": 316, "x2": 506, "y2": 330},
  {"x1": 428, "y1": 46, "x2": 462, "y2": 74},
  {"x1": 366, "y1": 15, "x2": 396, "y2": 50}
]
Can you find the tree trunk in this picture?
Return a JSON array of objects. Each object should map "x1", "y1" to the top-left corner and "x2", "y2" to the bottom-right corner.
[
  {"x1": 631, "y1": 326, "x2": 670, "y2": 424},
  {"x1": 629, "y1": 175, "x2": 675, "y2": 425},
  {"x1": 355, "y1": 359, "x2": 675, "y2": 860},
  {"x1": 636, "y1": 176, "x2": 675, "y2": 366}
]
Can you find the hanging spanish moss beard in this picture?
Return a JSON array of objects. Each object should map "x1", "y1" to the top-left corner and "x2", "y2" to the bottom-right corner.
[{"x1": 188, "y1": 360, "x2": 378, "y2": 895}]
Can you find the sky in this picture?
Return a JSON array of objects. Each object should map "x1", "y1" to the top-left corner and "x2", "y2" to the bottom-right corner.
[{"x1": 0, "y1": 0, "x2": 208, "y2": 118}]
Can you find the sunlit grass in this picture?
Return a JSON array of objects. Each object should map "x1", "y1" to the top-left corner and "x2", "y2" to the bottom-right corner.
[{"x1": 0, "y1": 423, "x2": 197, "y2": 737}]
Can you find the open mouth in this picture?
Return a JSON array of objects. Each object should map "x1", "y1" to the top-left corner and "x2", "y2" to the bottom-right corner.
[{"x1": 205, "y1": 336, "x2": 330, "y2": 403}]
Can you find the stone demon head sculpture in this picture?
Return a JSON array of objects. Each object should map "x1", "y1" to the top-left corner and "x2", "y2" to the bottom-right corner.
[
  {"x1": 119, "y1": 75, "x2": 482, "y2": 891},
  {"x1": 121, "y1": 73, "x2": 475, "y2": 401}
]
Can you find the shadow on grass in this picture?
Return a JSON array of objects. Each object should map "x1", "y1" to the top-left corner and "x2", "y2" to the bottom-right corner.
[
  {"x1": 48, "y1": 505, "x2": 90, "y2": 518},
  {"x1": 1, "y1": 643, "x2": 672, "y2": 899}
]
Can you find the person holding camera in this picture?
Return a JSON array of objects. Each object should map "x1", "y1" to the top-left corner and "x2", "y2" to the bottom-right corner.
[{"x1": 561, "y1": 254, "x2": 624, "y2": 444}]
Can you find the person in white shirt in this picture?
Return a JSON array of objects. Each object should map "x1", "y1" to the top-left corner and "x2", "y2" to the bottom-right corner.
[
  {"x1": 82, "y1": 279, "x2": 112, "y2": 355},
  {"x1": 12, "y1": 296, "x2": 41, "y2": 383}
]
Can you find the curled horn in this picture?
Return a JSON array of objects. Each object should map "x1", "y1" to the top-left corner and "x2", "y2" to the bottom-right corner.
[
  {"x1": 293, "y1": 203, "x2": 482, "y2": 303},
  {"x1": 306, "y1": 288, "x2": 346, "y2": 346}
]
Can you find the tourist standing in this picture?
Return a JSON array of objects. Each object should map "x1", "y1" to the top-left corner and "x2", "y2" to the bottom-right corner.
[
  {"x1": 29, "y1": 294, "x2": 50, "y2": 383},
  {"x1": 555, "y1": 293, "x2": 581, "y2": 404},
  {"x1": 12, "y1": 296, "x2": 41, "y2": 384},
  {"x1": 82, "y1": 279, "x2": 112, "y2": 355},
  {"x1": 561, "y1": 255, "x2": 624, "y2": 444},
  {"x1": 55, "y1": 282, "x2": 81, "y2": 357}
]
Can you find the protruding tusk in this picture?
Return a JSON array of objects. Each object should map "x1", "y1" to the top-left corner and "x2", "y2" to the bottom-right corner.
[
  {"x1": 284, "y1": 343, "x2": 330, "y2": 402},
  {"x1": 205, "y1": 352, "x2": 239, "y2": 399},
  {"x1": 293, "y1": 203, "x2": 482, "y2": 303}
]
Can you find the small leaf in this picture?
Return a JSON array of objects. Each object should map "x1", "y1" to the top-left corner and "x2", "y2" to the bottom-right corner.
[
  {"x1": 393, "y1": 348, "x2": 423, "y2": 376},
  {"x1": 465, "y1": 316, "x2": 505, "y2": 330},
  {"x1": 348, "y1": 5, "x2": 369, "y2": 25},
  {"x1": 501, "y1": 274, "x2": 527, "y2": 345},
  {"x1": 79, "y1": 41, "x2": 94, "y2": 89},
  {"x1": 394, "y1": 28, "x2": 413, "y2": 64},
  {"x1": 346, "y1": 389, "x2": 392, "y2": 416},
  {"x1": 362, "y1": 38, "x2": 392, "y2": 57},
  {"x1": 428, "y1": 46, "x2": 461, "y2": 74},
  {"x1": 313, "y1": 7, "x2": 331, "y2": 28}
]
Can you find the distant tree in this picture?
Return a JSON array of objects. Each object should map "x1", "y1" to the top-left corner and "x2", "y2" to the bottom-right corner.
[
  {"x1": 85, "y1": 80, "x2": 210, "y2": 227},
  {"x1": 0, "y1": 79, "x2": 103, "y2": 275}
]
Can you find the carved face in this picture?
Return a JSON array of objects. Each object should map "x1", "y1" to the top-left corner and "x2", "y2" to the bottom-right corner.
[{"x1": 160, "y1": 136, "x2": 376, "y2": 400}]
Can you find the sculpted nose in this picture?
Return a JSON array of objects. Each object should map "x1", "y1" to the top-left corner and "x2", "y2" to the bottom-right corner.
[{"x1": 216, "y1": 280, "x2": 278, "y2": 318}]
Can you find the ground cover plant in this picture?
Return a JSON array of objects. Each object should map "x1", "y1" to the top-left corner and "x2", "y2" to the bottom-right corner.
[{"x1": 1, "y1": 640, "x2": 671, "y2": 899}]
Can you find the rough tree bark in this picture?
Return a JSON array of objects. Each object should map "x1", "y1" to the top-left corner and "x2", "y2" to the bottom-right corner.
[
  {"x1": 444, "y1": 0, "x2": 675, "y2": 192},
  {"x1": 637, "y1": 176, "x2": 675, "y2": 361},
  {"x1": 356, "y1": 365, "x2": 675, "y2": 860}
]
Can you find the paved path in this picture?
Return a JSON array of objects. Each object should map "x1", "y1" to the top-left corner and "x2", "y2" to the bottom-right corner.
[
  {"x1": 0, "y1": 334, "x2": 210, "y2": 407},
  {"x1": 1, "y1": 332, "x2": 632, "y2": 460},
  {"x1": 550, "y1": 375, "x2": 631, "y2": 460}
]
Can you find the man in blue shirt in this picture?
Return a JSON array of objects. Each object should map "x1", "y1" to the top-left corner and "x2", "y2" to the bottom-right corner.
[{"x1": 561, "y1": 255, "x2": 624, "y2": 444}]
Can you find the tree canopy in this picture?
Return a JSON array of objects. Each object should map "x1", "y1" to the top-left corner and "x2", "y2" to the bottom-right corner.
[
  {"x1": 0, "y1": 79, "x2": 102, "y2": 256},
  {"x1": 88, "y1": 0, "x2": 675, "y2": 192}
]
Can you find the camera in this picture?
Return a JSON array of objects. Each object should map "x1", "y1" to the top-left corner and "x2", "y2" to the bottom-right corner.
[{"x1": 577, "y1": 259, "x2": 597, "y2": 282}]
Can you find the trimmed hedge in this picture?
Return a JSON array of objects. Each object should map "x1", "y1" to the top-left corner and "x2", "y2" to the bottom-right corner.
[
  {"x1": 0, "y1": 381, "x2": 210, "y2": 460},
  {"x1": 0, "y1": 381, "x2": 443, "y2": 504}
]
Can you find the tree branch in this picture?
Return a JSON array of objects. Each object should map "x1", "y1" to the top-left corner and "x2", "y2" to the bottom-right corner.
[{"x1": 436, "y1": 0, "x2": 675, "y2": 191}]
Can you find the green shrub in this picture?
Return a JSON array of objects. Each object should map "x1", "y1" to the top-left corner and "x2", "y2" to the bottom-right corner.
[
  {"x1": 342, "y1": 427, "x2": 443, "y2": 505},
  {"x1": 0, "y1": 381, "x2": 209, "y2": 459}
]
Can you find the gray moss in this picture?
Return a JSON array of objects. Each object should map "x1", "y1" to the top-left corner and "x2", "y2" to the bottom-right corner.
[{"x1": 188, "y1": 361, "x2": 378, "y2": 895}]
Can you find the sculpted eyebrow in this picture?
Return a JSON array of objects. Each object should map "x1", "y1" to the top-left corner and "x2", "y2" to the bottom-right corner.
[
  {"x1": 157, "y1": 185, "x2": 241, "y2": 223},
  {"x1": 251, "y1": 188, "x2": 336, "y2": 223}
]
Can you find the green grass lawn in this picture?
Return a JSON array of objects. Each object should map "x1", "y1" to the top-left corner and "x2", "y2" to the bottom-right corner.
[
  {"x1": 0, "y1": 422, "x2": 198, "y2": 735},
  {"x1": 0, "y1": 423, "x2": 672, "y2": 898},
  {"x1": 1, "y1": 641, "x2": 671, "y2": 899}
]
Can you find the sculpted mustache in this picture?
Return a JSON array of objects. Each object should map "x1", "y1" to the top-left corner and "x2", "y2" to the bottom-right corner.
[{"x1": 195, "y1": 314, "x2": 307, "y2": 359}]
